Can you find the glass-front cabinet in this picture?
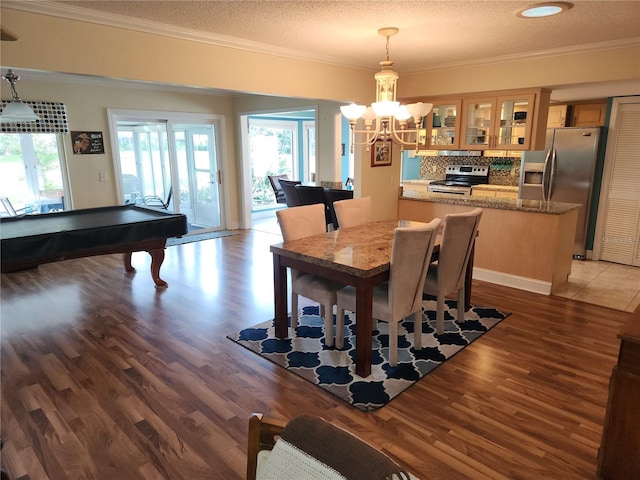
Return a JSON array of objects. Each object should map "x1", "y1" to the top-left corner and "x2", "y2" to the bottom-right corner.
[
  {"x1": 420, "y1": 100, "x2": 462, "y2": 150},
  {"x1": 460, "y1": 93, "x2": 537, "y2": 150},
  {"x1": 408, "y1": 88, "x2": 550, "y2": 152}
]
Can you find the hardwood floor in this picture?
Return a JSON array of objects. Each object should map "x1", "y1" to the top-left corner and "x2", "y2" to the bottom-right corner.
[{"x1": 0, "y1": 226, "x2": 632, "y2": 479}]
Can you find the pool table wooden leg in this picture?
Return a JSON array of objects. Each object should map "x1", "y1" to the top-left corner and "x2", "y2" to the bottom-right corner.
[
  {"x1": 123, "y1": 252, "x2": 136, "y2": 273},
  {"x1": 148, "y1": 248, "x2": 167, "y2": 288}
]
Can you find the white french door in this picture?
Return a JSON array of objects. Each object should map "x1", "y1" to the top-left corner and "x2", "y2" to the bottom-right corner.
[
  {"x1": 109, "y1": 110, "x2": 225, "y2": 232},
  {"x1": 173, "y1": 125, "x2": 221, "y2": 228}
]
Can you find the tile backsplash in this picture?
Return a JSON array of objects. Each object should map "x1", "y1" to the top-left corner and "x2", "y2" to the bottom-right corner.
[{"x1": 418, "y1": 155, "x2": 521, "y2": 186}]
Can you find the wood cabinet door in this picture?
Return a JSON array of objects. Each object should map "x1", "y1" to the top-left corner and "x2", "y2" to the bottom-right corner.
[
  {"x1": 572, "y1": 102, "x2": 607, "y2": 127},
  {"x1": 547, "y1": 105, "x2": 568, "y2": 128}
]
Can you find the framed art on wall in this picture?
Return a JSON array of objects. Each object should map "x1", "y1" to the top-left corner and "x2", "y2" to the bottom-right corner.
[{"x1": 371, "y1": 139, "x2": 392, "y2": 167}]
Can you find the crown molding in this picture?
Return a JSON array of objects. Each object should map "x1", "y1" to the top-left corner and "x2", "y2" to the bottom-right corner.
[
  {"x1": 404, "y1": 37, "x2": 640, "y2": 74},
  {"x1": 2, "y1": 0, "x2": 363, "y2": 69},
  {"x1": 4, "y1": 1, "x2": 640, "y2": 74}
]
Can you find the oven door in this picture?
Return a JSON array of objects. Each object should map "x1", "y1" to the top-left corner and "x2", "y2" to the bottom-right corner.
[{"x1": 428, "y1": 183, "x2": 471, "y2": 195}]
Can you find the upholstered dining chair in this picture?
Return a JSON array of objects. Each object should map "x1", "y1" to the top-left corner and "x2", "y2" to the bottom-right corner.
[
  {"x1": 335, "y1": 219, "x2": 441, "y2": 366},
  {"x1": 267, "y1": 174, "x2": 288, "y2": 204},
  {"x1": 247, "y1": 413, "x2": 417, "y2": 480},
  {"x1": 295, "y1": 185, "x2": 332, "y2": 228},
  {"x1": 333, "y1": 196, "x2": 373, "y2": 229},
  {"x1": 323, "y1": 188, "x2": 354, "y2": 230},
  {"x1": 423, "y1": 207, "x2": 482, "y2": 336},
  {"x1": 276, "y1": 203, "x2": 344, "y2": 346},
  {"x1": 278, "y1": 179, "x2": 302, "y2": 207}
]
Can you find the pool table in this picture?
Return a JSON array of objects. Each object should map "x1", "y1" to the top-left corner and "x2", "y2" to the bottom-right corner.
[{"x1": 0, "y1": 204, "x2": 188, "y2": 287}]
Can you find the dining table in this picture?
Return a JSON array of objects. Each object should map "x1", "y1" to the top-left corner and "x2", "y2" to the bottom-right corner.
[{"x1": 270, "y1": 219, "x2": 475, "y2": 377}]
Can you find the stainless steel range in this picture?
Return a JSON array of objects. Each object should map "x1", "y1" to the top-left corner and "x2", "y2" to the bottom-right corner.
[{"x1": 428, "y1": 165, "x2": 490, "y2": 195}]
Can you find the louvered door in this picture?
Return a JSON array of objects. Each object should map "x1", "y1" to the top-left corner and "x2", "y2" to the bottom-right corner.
[{"x1": 597, "y1": 100, "x2": 640, "y2": 266}]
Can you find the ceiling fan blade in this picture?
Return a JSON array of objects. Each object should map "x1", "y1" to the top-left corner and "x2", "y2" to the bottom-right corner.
[{"x1": 1, "y1": 27, "x2": 18, "y2": 41}]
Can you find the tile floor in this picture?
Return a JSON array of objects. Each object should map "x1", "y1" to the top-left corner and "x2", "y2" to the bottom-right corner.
[
  {"x1": 553, "y1": 259, "x2": 640, "y2": 312},
  {"x1": 252, "y1": 213, "x2": 640, "y2": 313}
]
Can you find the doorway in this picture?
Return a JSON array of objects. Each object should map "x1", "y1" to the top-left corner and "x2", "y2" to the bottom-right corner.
[
  {"x1": 241, "y1": 109, "x2": 316, "y2": 223},
  {"x1": 108, "y1": 110, "x2": 226, "y2": 232}
]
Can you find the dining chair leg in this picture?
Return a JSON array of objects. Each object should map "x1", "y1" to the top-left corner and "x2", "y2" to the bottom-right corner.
[
  {"x1": 389, "y1": 321, "x2": 398, "y2": 366},
  {"x1": 323, "y1": 303, "x2": 334, "y2": 347},
  {"x1": 456, "y1": 286, "x2": 466, "y2": 324},
  {"x1": 335, "y1": 308, "x2": 345, "y2": 349},
  {"x1": 413, "y1": 311, "x2": 423, "y2": 350},
  {"x1": 436, "y1": 294, "x2": 445, "y2": 335}
]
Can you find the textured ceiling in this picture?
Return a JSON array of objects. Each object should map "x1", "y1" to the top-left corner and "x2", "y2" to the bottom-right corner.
[
  {"x1": 3, "y1": 1, "x2": 640, "y2": 100},
  {"x1": 47, "y1": 0, "x2": 640, "y2": 72}
]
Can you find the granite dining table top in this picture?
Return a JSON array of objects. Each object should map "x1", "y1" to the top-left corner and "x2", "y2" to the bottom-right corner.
[{"x1": 270, "y1": 219, "x2": 432, "y2": 278}]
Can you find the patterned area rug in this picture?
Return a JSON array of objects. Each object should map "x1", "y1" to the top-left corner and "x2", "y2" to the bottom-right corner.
[
  {"x1": 166, "y1": 230, "x2": 237, "y2": 246},
  {"x1": 228, "y1": 296, "x2": 510, "y2": 411}
]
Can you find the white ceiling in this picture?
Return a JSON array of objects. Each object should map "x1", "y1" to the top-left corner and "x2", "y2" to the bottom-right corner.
[{"x1": 4, "y1": 0, "x2": 640, "y2": 101}]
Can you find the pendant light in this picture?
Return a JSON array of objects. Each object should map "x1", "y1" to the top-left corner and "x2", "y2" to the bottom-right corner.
[{"x1": 0, "y1": 69, "x2": 40, "y2": 122}]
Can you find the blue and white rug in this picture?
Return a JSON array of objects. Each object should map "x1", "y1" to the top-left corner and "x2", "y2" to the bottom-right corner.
[{"x1": 228, "y1": 296, "x2": 509, "y2": 411}]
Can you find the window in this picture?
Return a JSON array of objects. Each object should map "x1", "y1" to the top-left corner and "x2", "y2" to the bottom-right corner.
[{"x1": 0, "y1": 133, "x2": 67, "y2": 214}]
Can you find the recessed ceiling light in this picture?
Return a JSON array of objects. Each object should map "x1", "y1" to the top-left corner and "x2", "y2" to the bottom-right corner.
[{"x1": 517, "y1": 2, "x2": 573, "y2": 18}]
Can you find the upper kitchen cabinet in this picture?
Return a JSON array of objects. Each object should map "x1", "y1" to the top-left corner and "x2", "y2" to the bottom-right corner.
[
  {"x1": 547, "y1": 104, "x2": 569, "y2": 128},
  {"x1": 420, "y1": 100, "x2": 462, "y2": 150},
  {"x1": 571, "y1": 101, "x2": 607, "y2": 127},
  {"x1": 459, "y1": 89, "x2": 550, "y2": 151}
]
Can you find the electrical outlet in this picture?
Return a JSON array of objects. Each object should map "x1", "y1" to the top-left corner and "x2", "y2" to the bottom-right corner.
[
  {"x1": 99, "y1": 172, "x2": 107, "y2": 182},
  {"x1": 432, "y1": 165, "x2": 437, "y2": 173}
]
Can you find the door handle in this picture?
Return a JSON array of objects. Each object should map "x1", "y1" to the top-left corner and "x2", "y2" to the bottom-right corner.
[{"x1": 542, "y1": 149, "x2": 551, "y2": 202}]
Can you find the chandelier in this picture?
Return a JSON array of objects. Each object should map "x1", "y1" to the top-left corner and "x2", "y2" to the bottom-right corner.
[
  {"x1": 0, "y1": 69, "x2": 40, "y2": 123},
  {"x1": 340, "y1": 27, "x2": 432, "y2": 153}
]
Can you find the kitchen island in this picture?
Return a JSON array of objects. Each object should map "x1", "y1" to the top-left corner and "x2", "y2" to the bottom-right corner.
[{"x1": 398, "y1": 190, "x2": 580, "y2": 294}]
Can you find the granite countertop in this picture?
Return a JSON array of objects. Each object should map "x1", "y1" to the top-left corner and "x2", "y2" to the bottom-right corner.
[{"x1": 399, "y1": 189, "x2": 580, "y2": 214}]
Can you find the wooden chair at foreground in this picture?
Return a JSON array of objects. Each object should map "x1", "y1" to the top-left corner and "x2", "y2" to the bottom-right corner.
[
  {"x1": 275, "y1": 203, "x2": 345, "y2": 346},
  {"x1": 247, "y1": 413, "x2": 417, "y2": 480},
  {"x1": 332, "y1": 196, "x2": 373, "y2": 229},
  {"x1": 423, "y1": 207, "x2": 482, "y2": 336},
  {"x1": 267, "y1": 174, "x2": 288, "y2": 204},
  {"x1": 335, "y1": 219, "x2": 441, "y2": 366}
]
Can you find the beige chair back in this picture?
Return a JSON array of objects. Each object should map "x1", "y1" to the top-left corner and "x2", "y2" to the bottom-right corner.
[
  {"x1": 333, "y1": 196, "x2": 373, "y2": 229},
  {"x1": 388, "y1": 219, "x2": 441, "y2": 320},
  {"x1": 434, "y1": 207, "x2": 482, "y2": 293},
  {"x1": 276, "y1": 203, "x2": 327, "y2": 242}
]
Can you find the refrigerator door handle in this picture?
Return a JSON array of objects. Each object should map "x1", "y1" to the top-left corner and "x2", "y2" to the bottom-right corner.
[
  {"x1": 542, "y1": 149, "x2": 552, "y2": 202},
  {"x1": 548, "y1": 149, "x2": 557, "y2": 201}
]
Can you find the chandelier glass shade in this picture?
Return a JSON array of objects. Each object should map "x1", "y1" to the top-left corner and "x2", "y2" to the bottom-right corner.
[
  {"x1": 341, "y1": 27, "x2": 432, "y2": 152},
  {"x1": 0, "y1": 70, "x2": 40, "y2": 123}
]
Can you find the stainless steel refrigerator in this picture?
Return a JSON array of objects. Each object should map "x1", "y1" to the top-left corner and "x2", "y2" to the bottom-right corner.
[{"x1": 519, "y1": 127, "x2": 601, "y2": 259}]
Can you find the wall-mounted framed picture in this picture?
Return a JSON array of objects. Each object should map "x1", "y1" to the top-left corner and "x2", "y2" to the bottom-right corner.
[
  {"x1": 371, "y1": 138, "x2": 392, "y2": 167},
  {"x1": 71, "y1": 131, "x2": 105, "y2": 155}
]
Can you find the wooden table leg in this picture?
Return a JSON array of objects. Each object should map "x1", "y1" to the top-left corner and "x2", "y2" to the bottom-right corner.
[
  {"x1": 273, "y1": 254, "x2": 289, "y2": 339},
  {"x1": 148, "y1": 249, "x2": 167, "y2": 288},
  {"x1": 354, "y1": 282, "x2": 373, "y2": 378}
]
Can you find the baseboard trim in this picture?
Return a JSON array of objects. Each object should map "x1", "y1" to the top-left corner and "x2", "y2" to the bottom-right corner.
[{"x1": 473, "y1": 268, "x2": 552, "y2": 295}]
